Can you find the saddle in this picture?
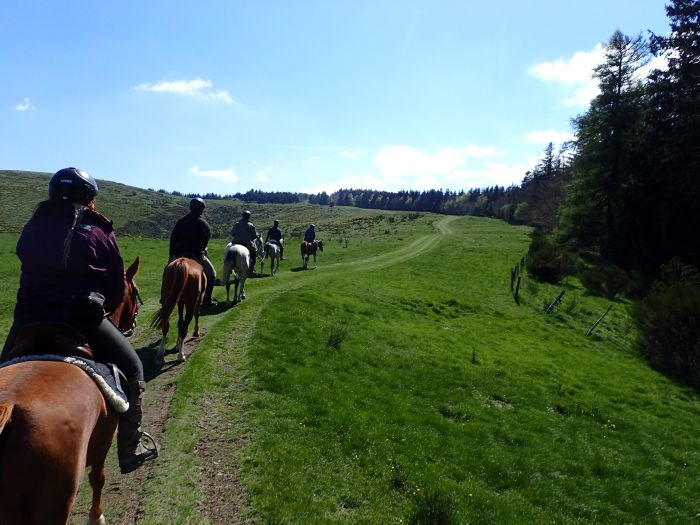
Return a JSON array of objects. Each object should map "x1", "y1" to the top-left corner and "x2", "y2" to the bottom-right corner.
[
  {"x1": 7, "y1": 322, "x2": 94, "y2": 361},
  {"x1": 1, "y1": 322, "x2": 130, "y2": 413}
]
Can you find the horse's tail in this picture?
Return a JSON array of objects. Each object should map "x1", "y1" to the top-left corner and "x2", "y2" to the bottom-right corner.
[
  {"x1": 0, "y1": 403, "x2": 14, "y2": 435},
  {"x1": 150, "y1": 260, "x2": 187, "y2": 331}
]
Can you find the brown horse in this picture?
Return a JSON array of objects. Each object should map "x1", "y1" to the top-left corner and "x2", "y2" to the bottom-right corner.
[
  {"x1": 151, "y1": 257, "x2": 206, "y2": 367},
  {"x1": 0, "y1": 257, "x2": 142, "y2": 525},
  {"x1": 301, "y1": 239, "x2": 324, "y2": 269}
]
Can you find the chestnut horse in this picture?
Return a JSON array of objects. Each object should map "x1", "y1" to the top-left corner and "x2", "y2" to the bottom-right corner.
[
  {"x1": 301, "y1": 239, "x2": 324, "y2": 269},
  {"x1": 151, "y1": 257, "x2": 206, "y2": 367},
  {"x1": 0, "y1": 257, "x2": 142, "y2": 525}
]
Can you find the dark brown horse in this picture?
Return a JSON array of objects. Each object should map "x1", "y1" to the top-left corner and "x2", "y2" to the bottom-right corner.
[
  {"x1": 151, "y1": 257, "x2": 206, "y2": 367},
  {"x1": 0, "y1": 257, "x2": 142, "y2": 525},
  {"x1": 301, "y1": 239, "x2": 324, "y2": 269}
]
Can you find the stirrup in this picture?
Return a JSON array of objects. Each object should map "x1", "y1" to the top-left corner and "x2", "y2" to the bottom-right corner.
[{"x1": 119, "y1": 431, "x2": 159, "y2": 474}]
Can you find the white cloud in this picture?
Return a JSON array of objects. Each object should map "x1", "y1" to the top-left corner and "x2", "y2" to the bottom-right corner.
[
  {"x1": 526, "y1": 129, "x2": 575, "y2": 145},
  {"x1": 300, "y1": 144, "x2": 523, "y2": 194},
  {"x1": 445, "y1": 161, "x2": 532, "y2": 188},
  {"x1": 530, "y1": 43, "x2": 670, "y2": 109},
  {"x1": 300, "y1": 172, "x2": 388, "y2": 194},
  {"x1": 639, "y1": 53, "x2": 669, "y2": 79},
  {"x1": 253, "y1": 165, "x2": 272, "y2": 182},
  {"x1": 374, "y1": 144, "x2": 506, "y2": 180},
  {"x1": 339, "y1": 149, "x2": 367, "y2": 159},
  {"x1": 12, "y1": 97, "x2": 34, "y2": 111},
  {"x1": 530, "y1": 44, "x2": 605, "y2": 107},
  {"x1": 135, "y1": 78, "x2": 235, "y2": 104},
  {"x1": 188, "y1": 165, "x2": 238, "y2": 183}
]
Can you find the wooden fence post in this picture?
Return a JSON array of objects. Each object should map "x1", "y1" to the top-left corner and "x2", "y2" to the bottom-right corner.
[
  {"x1": 545, "y1": 290, "x2": 566, "y2": 314},
  {"x1": 587, "y1": 305, "x2": 613, "y2": 336}
]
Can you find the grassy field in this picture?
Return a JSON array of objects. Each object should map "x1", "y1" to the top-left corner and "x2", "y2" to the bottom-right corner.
[{"x1": 2, "y1": 185, "x2": 700, "y2": 523}]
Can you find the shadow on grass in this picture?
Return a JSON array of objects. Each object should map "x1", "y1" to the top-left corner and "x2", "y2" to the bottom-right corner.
[
  {"x1": 136, "y1": 337, "x2": 199, "y2": 381},
  {"x1": 290, "y1": 266, "x2": 316, "y2": 272}
]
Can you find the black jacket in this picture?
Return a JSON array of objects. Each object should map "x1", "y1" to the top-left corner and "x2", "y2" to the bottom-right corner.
[
  {"x1": 266, "y1": 226, "x2": 282, "y2": 242},
  {"x1": 169, "y1": 212, "x2": 211, "y2": 261}
]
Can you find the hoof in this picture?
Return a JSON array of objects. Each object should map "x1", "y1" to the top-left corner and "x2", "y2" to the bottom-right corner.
[
  {"x1": 87, "y1": 513, "x2": 107, "y2": 525},
  {"x1": 177, "y1": 352, "x2": 186, "y2": 363}
]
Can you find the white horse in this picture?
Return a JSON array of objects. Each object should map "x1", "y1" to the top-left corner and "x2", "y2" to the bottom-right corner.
[
  {"x1": 222, "y1": 243, "x2": 250, "y2": 306},
  {"x1": 261, "y1": 240, "x2": 283, "y2": 276}
]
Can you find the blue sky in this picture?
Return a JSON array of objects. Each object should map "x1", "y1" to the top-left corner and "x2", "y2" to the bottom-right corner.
[{"x1": 2, "y1": 1, "x2": 670, "y2": 196}]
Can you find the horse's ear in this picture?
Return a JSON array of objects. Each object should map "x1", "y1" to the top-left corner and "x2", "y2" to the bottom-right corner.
[{"x1": 126, "y1": 256, "x2": 140, "y2": 279}]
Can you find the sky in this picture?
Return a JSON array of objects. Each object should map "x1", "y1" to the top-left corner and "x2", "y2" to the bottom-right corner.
[{"x1": 2, "y1": 1, "x2": 671, "y2": 196}]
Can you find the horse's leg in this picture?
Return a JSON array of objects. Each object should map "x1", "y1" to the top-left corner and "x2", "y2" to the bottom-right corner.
[
  {"x1": 175, "y1": 301, "x2": 186, "y2": 356},
  {"x1": 240, "y1": 276, "x2": 246, "y2": 300},
  {"x1": 193, "y1": 291, "x2": 203, "y2": 336},
  {"x1": 155, "y1": 320, "x2": 168, "y2": 367},
  {"x1": 233, "y1": 277, "x2": 240, "y2": 304},
  {"x1": 176, "y1": 315, "x2": 188, "y2": 363},
  {"x1": 87, "y1": 461, "x2": 109, "y2": 525}
]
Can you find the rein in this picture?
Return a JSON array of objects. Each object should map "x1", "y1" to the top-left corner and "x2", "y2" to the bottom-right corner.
[{"x1": 119, "y1": 274, "x2": 143, "y2": 337}]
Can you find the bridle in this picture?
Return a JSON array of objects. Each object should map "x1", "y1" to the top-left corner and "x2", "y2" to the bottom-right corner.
[{"x1": 118, "y1": 273, "x2": 143, "y2": 337}]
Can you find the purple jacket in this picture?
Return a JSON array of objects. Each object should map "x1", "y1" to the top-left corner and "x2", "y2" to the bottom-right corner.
[{"x1": 14, "y1": 200, "x2": 125, "y2": 317}]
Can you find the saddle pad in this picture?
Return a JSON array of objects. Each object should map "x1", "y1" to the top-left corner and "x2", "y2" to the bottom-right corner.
[{"x1": 0, "y1": 354, "x2": 129, "y2": 414}]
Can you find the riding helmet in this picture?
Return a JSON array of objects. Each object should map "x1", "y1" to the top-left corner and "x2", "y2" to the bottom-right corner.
[
  {"x1": 273, "y1": 219, "x2": 279, "y2": 225},
  {"x1": 242, "y1": 210, "x2": 252, "y2": 219},
  {"x1": 190, "y1": 197, "x2": 205, "y2": 212},
  {"x1": 48, "y1": 167, "x2": 99, "y2": 205}
]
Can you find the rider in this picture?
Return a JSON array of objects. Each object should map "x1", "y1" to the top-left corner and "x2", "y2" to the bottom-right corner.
[
  {"x1": 304, "y1": 223, "x2": 316, "y2": 243},
  {"x1": 230, "y1": 210, "x2": 260, "y2": 275},
  {"x1": 264, "y1": 219, "x2": 285, "y2": 260},
  {"x1": 169, "y1": 197, "x2": 218, "y2": 308},
  {"x1": 0, "y1": 167, "x2": 158, "y2": 474}
]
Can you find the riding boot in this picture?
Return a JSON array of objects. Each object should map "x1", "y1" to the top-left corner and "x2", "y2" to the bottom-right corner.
[
  {"x1": 117, "y1": 379, "x2": 159, "y2": 474},
  {"x1": 249, "y1": 255, "x2": 256, "y2": 276},
  {"x1": 202, "y1": 280, "x2": 218, "y2": 307}
]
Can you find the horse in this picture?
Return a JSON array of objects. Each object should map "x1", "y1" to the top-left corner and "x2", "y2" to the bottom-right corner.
[
  {"x1": 261, "y1": 239, "x2": 282, "y2": 276},
  {"x1": 151, "y1": 257, "x2": 206, "y2": 367},
  {"x1": 0, "y1": 257, "x2": 142, "y2": 525},
  {"x1": 222, "y1": 243, "x2": 249, "y2": 306},
  {"x1": 301, "y1": 239, "x2": 324, "y2": 269}
]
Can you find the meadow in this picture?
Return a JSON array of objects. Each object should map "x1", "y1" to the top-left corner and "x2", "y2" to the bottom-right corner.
[{"x1": 1, "y1": 181, "x2": 699, "y2": 523}]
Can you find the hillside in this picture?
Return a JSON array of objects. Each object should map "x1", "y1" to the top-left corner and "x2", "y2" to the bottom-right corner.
[
  {"x1": 0, "y1": 170, "x2": 396, "y2": 240},
  {"x1": 2, "y1": 170, "x2": 699, "y2": 523}
]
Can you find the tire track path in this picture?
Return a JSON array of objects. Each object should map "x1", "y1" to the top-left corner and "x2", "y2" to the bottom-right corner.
[{"x1": 73, "y1": 215, "x2": 456, "y2": 524}]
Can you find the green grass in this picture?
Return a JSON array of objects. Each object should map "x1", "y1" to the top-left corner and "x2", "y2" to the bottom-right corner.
[
  {"x1": 2, "y1": 180, "x2": 700, "y2": 523},
  {"x1": 238, "y1": 216, "x2": 700, "y2": 523}
]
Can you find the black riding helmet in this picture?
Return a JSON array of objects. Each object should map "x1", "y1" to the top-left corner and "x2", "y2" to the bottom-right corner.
[
  {"x1": 190, "y1": 197, "x2": 205, "y2": 212},
  {"x1": 242, "y1": 210, "x2": 251, "y2": 219},
  {"x1": 48, "y1": 167, "x2": 99, "y2": 205}
]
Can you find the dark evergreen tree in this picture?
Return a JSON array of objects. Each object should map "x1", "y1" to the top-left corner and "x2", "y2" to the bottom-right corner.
[
  {"x1": 559, "y1": 30, "x2": 649, "y2": 264},
  {"x1": 644, "y1": 0, "x2": 700, "y2": 270}
]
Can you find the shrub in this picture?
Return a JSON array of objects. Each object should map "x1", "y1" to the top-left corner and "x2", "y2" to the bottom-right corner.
[
  {"x1": 326, "y1": 325, "x2": 348, "y2": 350},
  {"x1": 526, "y1": 230, "x2": 574, "y2": 283},
  {"x1": 632, "y1": 259, "x2": 700, "y2": 386},
  {"x1": 409, "y1": 487, "x2": 456, "y2": 525},
  {"x1": 580, "y1": 263, "x2": 630, "y2": 299}
]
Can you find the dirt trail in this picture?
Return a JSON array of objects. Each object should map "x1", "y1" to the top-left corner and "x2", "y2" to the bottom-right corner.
[{"x1": 70, "y1": 215, "x2": 456, "y2": 524}]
